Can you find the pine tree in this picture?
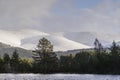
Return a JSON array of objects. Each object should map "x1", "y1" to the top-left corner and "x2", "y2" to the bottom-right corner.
[
  {"x1": 3, "y1": 53, "x2": 11, "y2": 72},
  {"x1": 94, "y1": 38, "x2": 104, "y2": 54},
  {"x1": 11, "y1": 49, "x2": 19, "y2": 61},
  {"x1": 3, "y1": 53, "x2": 10, "y2": 64},
  {"x1": 109, "y1": 41, "x2": 120, "y2": 72},
  {"x1": 33, "y1": 37, "x2": 53, "y2": 62},
  {"x1": 33, "y1": 37, "x2": 58, "y2": 73},
  {"x1": 110, "y1": 41, "x2": 120, "y2": 55},
  {"x1": 10, "y1": 49, "x2": 20, "y2": 72}
]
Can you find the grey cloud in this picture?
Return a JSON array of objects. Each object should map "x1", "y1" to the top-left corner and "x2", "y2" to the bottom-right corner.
[
  {"x1": 0, "y1": 0, "x2": 56, "y2": 30},
  {"x1": 42, "y1": 0, "x2": 120, "y2": 34},
  {"x1": 0, "y1": 0, "x2": 120, "y2": 34}
]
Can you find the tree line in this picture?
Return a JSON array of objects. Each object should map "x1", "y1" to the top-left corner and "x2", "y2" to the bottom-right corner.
[
  {"x1": 0, "y1": 50, "x2": 32, "y2": 73},
  {"x1": 0, "y1": 38, "x2": 120, "y2": 74}
]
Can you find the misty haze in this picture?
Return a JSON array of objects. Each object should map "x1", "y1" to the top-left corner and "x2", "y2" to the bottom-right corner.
[{"x1": 0, "y1": 0, "x2": 120, "y2": 80}]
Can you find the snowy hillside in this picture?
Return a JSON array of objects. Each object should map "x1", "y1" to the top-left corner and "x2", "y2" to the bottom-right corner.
[
  {"x1": 64, "y1": 32, "x2": 120, "y2": 46},
  {"x1": 0, "y1": 29, "x2": 91, "y2": 51},
  {"x1": 0, "y1": 29, "x2": 119, "y2": 51},
  {"x1": 21, "y1": 35, "x2": 90, "y2": 51}
]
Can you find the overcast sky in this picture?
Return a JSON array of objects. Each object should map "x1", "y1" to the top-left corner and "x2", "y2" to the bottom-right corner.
[{"x1": 0, "y1": 0, "x2": 120, "y2": 34}]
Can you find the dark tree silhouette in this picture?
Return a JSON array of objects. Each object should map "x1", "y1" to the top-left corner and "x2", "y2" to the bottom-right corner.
[
  {"x1": 33, "y1": 37, "x2": 58, "y2": 73},
  {"x1": 3, "y1": 53, "x2": 11, "y2": 72},
  {"x1": 94, "y1": 38, "x2": 104, "y2": 54},
  {"x1": 10, "y1": 50, "x2": 20, "y2": 72}
]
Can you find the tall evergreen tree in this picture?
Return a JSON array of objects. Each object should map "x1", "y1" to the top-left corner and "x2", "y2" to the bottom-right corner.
[
  {"x1": 33, "y1": 37, "x2": 58, "y2": 73},
  {"x1": 94, "y1": 38, "x2": 104, "y2": 54},
  {"x1": 3, "y1": 53, "x2": 11, "y2": 72},
  {"x1": 110, "y1": 41, "x2": 120, "y2": 55},
  {"x1": 3, "y1": 53, "x2": 10, "y2": 64},
  {"x1": 109, "y1": 41, "x2": 120, "y2": 72},
  {"x1": 10, "y1": 50, "x2": 20, "y2": 72},
  {"x1": 11, "y1": 49, "x2": 19, "y2": 61}
]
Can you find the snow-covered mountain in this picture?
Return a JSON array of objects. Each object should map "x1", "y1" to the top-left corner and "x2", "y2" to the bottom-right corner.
[
  {"x1": 0, "y1": 29, "x2": 119, "y2": 58},
  {"x1": 21, "y1": 35, "x2": 90, "y2": 51},
  {"x1": 0, "y1": 29, "x2": 91, "y2": 51},
  {"x1": 0, "y1": 42, "x2": 91, "y2": 58},
  {"x1": 0, "y1": 29, "x2": 119, "y2": 51},
  {"x1": 64, "y1": 32, "x2": 120, "y2": 46},
  {"x1": 0, "y1": 29, "x2": 49, "y2": 47}
]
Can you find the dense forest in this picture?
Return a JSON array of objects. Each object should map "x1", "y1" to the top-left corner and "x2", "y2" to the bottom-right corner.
[{"x1": 0, "y1": 38, "x2": 120, "y2": 74}]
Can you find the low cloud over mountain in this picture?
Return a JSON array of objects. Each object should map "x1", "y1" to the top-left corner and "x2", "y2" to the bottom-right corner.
[{"x1": 0, "y1": 29, "x2": 119, "y2": 51}]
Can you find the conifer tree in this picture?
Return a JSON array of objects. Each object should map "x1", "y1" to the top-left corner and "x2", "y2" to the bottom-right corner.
[
  {"x1": 3, "y1": 53, "x2": 10, "y2": 64},
  {"x1": 94, "y1": 38, "x2": 104, "y2": 54},
  {"x1": 110, "y1": 41, "x2": 120, "y2": 55},
  {"x1": 3, "y1": 53, "x2": 11, "y2": 72},
  {"x1": 33, "y1": 37, "x2": 58, "y2": 73},
  {"x1": 10, "y1": 50, "x2": 20, "y2": 72}
]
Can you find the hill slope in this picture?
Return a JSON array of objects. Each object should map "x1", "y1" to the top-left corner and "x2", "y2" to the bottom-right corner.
[
  {"x1": 21, "y1": 35, "x2": 90, "y2": 51},
  {"x1": 64, "y1": 32, "x2": 120, "y2": 46},
  {"x1": 0, "y1": 42, "x2": 33, "y2": 58}
]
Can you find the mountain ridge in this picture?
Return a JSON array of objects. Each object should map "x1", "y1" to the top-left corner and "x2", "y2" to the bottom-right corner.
[{"x1": 0, "y1": 29, "x2": 119, "y2": 51}]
